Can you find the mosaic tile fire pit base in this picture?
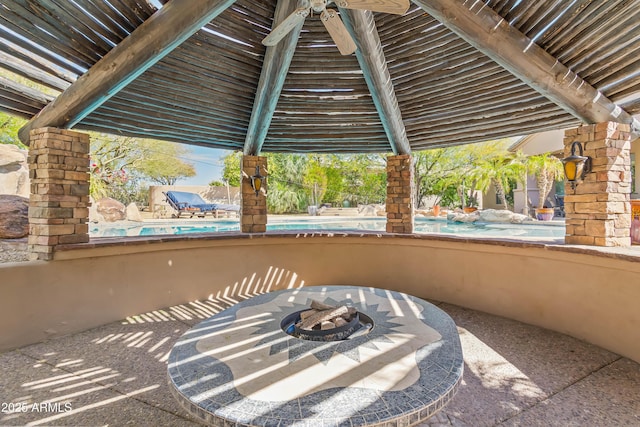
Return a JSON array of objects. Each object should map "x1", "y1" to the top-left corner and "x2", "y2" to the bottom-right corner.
[{"x1": 168, "y1": 286, "x2": 463, "y2": 426}]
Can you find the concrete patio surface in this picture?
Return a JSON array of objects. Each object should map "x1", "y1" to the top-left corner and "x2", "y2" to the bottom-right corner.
[{"x1": 1, "y1": 292, "x2": 638, "y2": 427}]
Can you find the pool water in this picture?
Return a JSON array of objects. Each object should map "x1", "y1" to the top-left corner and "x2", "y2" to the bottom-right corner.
[{"x1": 90, "y1": 217, "x2": 565, "y2": 239}]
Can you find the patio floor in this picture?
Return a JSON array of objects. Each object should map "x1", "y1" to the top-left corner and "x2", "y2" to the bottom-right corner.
[{"x1": 1, "y1": 292, "x2": 638, "y2": 427}]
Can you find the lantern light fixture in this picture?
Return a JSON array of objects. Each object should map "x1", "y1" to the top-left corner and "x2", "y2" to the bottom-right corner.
[
  {"x1": 250, "y1": 165, "x2": 265, "y2": 196},
  {"x1": 561, "y1": 141, "x2": 592, "y2": 189}
]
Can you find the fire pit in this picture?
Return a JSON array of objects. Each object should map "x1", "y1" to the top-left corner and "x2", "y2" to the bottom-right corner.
[
  {"x1": 281, "y1": 299, "x2": 373, "y2": 341},
  {"x1": 168, "y1": 286, "x2": 463, "y2": 426}
]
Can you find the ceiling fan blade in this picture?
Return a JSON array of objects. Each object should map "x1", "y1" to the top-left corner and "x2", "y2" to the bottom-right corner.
[
  {"x1": 335, "y1": 0, "x2": 410, "y2": 15},
  {"x1": 262, "y1": 7, "x2": 310, "y2": 46},
  {"x1": 321, "y1": 9, "x2": 357, "y2": 55}
]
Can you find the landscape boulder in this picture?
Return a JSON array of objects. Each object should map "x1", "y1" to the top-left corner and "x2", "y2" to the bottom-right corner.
[
  {"x1": 0, "y1": 195, "x2": 29, "y2": 238},
  {"x1": 448, "y1": 209, "x2": 534, "y2": 224},
  {"x1": 126, "y1": 203, "x2": 143, "y2": 222},
  {"x1": 358, "y1": 204, "x2": 385, "y2": 216},
  {"x1": 96, "y1": 197, "x2": 126, "y2": 222},
  {"x1": 478, "y1": 209, "x2": 533, "y2": 224},
  {"x1": 448, "y1": 211, "x2": 480, "y2": 223},
  {"x1": 88, "y1": 197, "x2": 104, "y2": 223},
  {"x1": 0, "y1": 144, "x2": 29, "y2": 197}
]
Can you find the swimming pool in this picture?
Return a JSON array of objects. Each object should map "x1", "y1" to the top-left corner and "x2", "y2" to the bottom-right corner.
[{"x1": 90, "y1": 217, "x2": 565, "y2": 240}]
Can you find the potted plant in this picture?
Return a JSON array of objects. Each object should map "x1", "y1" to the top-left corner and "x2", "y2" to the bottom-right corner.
[
  {"x1": 528, "y1": 153, "x2": 563, "y2": 221},
  {"x1": 462, "y1": 194, "x2": 479, "y2": 213},
  {"x1": 458, "y1": 178, "x2": 481, "y2": 213}
]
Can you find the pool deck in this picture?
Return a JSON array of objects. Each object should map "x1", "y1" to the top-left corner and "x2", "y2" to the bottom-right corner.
[{"x1": 1, "y1": 291, "x2": 638, "y2": 426}]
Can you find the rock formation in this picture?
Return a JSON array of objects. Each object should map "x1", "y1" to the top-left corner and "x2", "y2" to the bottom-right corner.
[
  {"x1": 126, "y1": 203, "x2": 143, "y2": 222},
  {"x1": 96, "y1": 197, "x2": 126, "y2": 222},
  {"x1": 0, "y1": 144, "x2": 29, "y2": 197},
  {"x1": 448, "y1": 209, "x2": 534, "y2": 224},
  {"x1": 0, "y1": 195, "x2": 28, "y2": 238}
]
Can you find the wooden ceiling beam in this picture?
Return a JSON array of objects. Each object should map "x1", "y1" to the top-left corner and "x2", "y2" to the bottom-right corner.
[
  {"x1": 340, "y1": 9, "x2": 411, "y2": 155},
  {"x1": 18, "y1": 0, "x2": 237, "y2": 144},
  {"x1": 412, "y1": 0, "x2": 640, "y2": 134},
  {"x1": 243, "y1": 0, "x2": 305, "y2": 156}
]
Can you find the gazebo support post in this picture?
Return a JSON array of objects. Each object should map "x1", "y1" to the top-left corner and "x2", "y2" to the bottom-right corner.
[
  {"x1": 564, "y1": 122, "x2": 632, "y2": 246},
  {"x1": 27, "y1": 128, "x2": 90, "y2": 260},
  {"x1": 386, "y1": 154, "x2": 414, "y2": 234},
  {"x1": 241, "y1": 155, "x2": 267, "y2": 233}
]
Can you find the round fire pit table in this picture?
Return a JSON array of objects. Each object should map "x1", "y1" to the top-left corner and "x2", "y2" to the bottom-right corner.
[{"x1": 168, "y1": 286, "x2": 463, "y2": 426}]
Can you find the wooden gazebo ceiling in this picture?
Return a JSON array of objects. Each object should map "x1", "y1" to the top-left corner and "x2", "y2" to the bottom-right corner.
[{"x1": 1, "y1": 0, "x2": 639, "y2": 154}]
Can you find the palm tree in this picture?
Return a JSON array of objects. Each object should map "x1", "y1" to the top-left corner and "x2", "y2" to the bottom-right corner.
[
  {"x1": 476, "y1": 152, "x2": 521, "y2": 210},
  {"x1": 266, "y1": 154, "x2": 309, "y2": 213},
  {"x1": 511, "y1": 150, "x2": 532, "y2": 216},
  {"x1": 528, "y1": 153, "x2": 563, "y2": 210},
  {"x1": 459, "y1": 140, "x2": 515, "y2": 209}
]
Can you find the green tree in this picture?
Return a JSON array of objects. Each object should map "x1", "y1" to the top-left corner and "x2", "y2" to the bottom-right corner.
[
  {"x1": 323, "y1": 159, "x2": 346, "y2": 205},
  {"x1": 414, "y1": 139, "x2": 516, "y2": 209},
  {"x1": 303, "y1": 156, "x2": 327, "y2": 206},
  {"x1": 219, "y1": 152, "x2": 386, "y2": 213},
  {"x1": 90, "y1": 134, "x2": 196, "y2": 204},
  {"x1": 322, "y1": 154, "x2": 385, "y2": 206},
  {"x1": 135, "y1": 141, "x2": 196, "y2": 185},
  {"x1": 414, "y1": 148, "x2": 465, "y2": 208},
  {"x1": 346, "y1": 154, "x2": 386, "y2": 205},
  {"x1": 221, "y1": 151, "x2": 242, "y2": 187},
  {"x1": 266, "y1": 153, "x2": 309, "y2": 213},
  {"x1": 454, "y1": 140, "x2": 513, "y2": 208},
  {"x1": 0, "y1": 112, "x2": 27, "y2": 148}
]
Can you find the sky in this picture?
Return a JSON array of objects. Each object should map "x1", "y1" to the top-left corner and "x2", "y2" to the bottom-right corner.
[{"x1": 180, "y1": 145, "x2": 232, "y2": 186}]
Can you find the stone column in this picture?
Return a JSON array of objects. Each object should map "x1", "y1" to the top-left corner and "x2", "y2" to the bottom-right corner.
[
  {"x1": 241, "y1": 155, "x2": 267, "y2": 233},
  {"x1": 27, "y1": 128, "x2": 90, "y2": 260},
  {"x1": 386, "y1": 154, "x2": 414, "y2": 233},
  {"x1": 564, "y1": 122, "x2": 632, "y2": 246}
]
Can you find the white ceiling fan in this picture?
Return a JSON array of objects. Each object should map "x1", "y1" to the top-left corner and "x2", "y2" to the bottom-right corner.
[{"x1": 262, "y1": 0, "x2": 410, "y2": 55}]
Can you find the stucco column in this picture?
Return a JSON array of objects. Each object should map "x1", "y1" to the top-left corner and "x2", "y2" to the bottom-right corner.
[
  {"x1": 564, "y1": 122, "x2": 632, "y2": 246},
  {"x1": 27, "y1": 128, "x2": 90, "y2": 260},
  {"x1": 241, "y1": 155, "x2": 267, "y2": 233},
  {"x1": 386, "y1": 154, "x2": 414, "y2": 233}
]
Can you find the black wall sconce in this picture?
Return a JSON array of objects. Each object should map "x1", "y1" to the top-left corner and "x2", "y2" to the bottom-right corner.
[
  {"x1": 561, "y1": 141, "x2": 592, "y2": 189},
  {"x1": 250, "y1": 165, "x2": 266, "y2": 196}
]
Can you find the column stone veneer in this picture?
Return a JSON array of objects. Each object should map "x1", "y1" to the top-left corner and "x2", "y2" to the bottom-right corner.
[
  {"x1": 27, "y1": 128, "x2": 90, "y2": 260},
  {"x1": 386, "y1": 154, "x2": 414, "y2": 234},
  {"x1": 241, "y1": 155, "x2": 267, "y2": 233},
  {"x1": 564, "y1": 122, "x2": 632, "y2": 247}
]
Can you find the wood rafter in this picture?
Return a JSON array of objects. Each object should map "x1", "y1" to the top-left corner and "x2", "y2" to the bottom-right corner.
[
  {"x1": 412, "y1": 0, "x2": 640, "y2": 134},
  {"x1": 243, "y1": 0, "x2": 304, "y2": 156},
  {"x1": 18, "y1": 0, "x2": 237, "y2": 144},
  {"x1": 340, "y1": 8, "x2": 411, "y2": 155}
]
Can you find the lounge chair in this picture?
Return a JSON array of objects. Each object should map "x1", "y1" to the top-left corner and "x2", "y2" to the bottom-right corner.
[{"x1": 163, "y1": 191, "x2": 239, "y2": 218}]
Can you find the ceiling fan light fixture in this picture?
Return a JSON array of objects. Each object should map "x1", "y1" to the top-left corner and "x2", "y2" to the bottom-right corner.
[{"x1": 262, "y1": 0, "x2": 410, "y2": 54}]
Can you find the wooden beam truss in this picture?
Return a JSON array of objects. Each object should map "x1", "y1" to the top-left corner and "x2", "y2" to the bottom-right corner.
[
  {"x1": 340, "y1": 8, "x2": 411, "y2": 155},
  {"x1": 243, "y1": 0, "x2": 305, "y2": 156}
]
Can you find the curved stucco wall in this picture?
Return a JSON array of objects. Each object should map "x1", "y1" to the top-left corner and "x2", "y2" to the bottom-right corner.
[{"x1": 1, "y1": 233, "x2": 639, "y2": 363}]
